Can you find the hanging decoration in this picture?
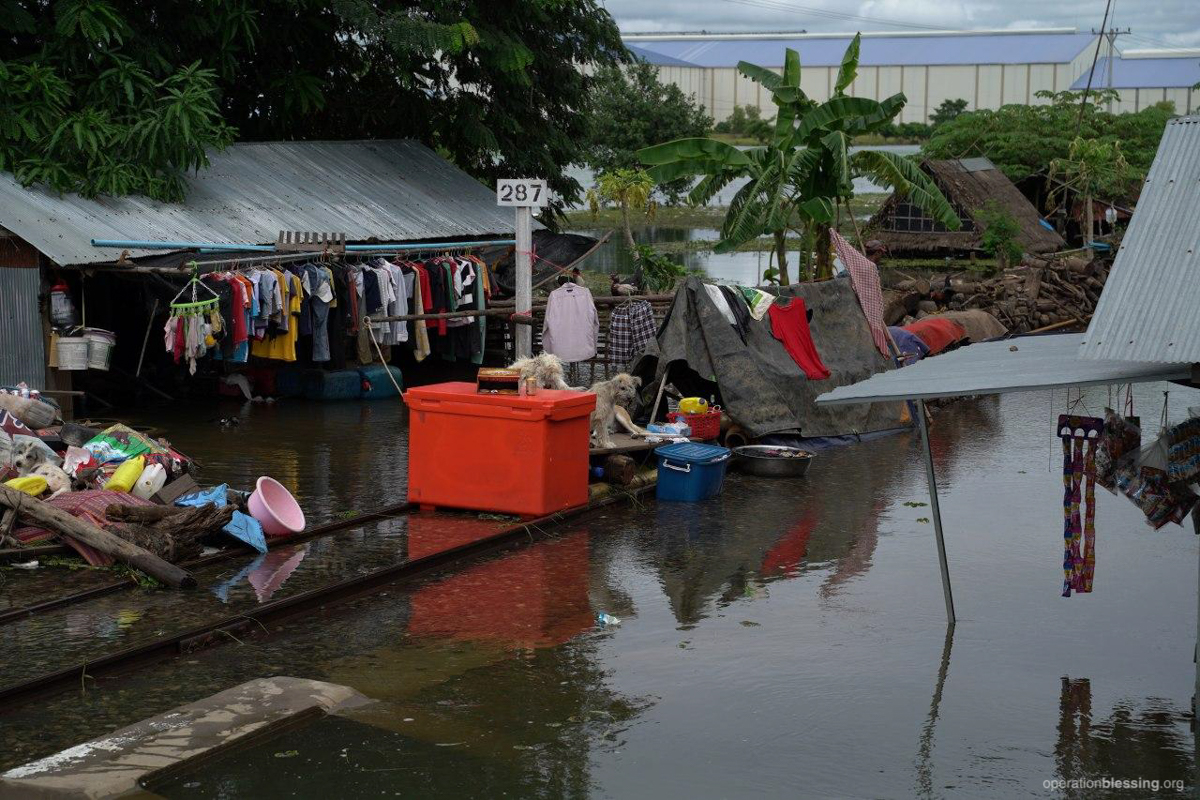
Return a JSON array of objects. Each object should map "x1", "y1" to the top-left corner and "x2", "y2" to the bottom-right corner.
[
  {"x1": 1058, "y1": 414, "x2": 1104, "y2": 597},
  {"x1": 166, "y1": 262, "x2": 221, "y2": 376}
]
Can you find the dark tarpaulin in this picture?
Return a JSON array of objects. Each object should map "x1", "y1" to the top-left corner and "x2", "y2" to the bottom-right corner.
[
  {"x1": 632, "y1": 276, "x2": 907, "y2": 439},
  {"x1": 488, "y1": 230, "x2": 601, "y2": 298}
]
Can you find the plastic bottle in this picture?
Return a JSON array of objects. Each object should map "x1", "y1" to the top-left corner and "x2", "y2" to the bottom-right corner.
[
  {"x1": 131, "y1": 463, "x2": 167, "y2": 500},
  {"x1": 103, "y1": 455, "x2": 146, "y2": 493}
]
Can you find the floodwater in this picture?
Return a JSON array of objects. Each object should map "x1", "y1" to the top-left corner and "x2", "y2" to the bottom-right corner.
[{"x1": 3, "y1": 381, "x2": 1199, "y2": 798}]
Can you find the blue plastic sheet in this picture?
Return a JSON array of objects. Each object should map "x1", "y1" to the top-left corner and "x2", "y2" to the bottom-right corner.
[{"x1": 176, "y1": 484, "x2": 267, "y2": 553}]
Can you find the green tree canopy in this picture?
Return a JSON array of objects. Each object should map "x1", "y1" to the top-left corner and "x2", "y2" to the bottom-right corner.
[
  {"x1": 640, "y1": 35, "x2": 959, "y2": 284},
  {"x1": 586, "y1": 60, "x2": 712, "y2": 203},
  {"x1": 923, "y1": 89, "x2": 1174, "y2": 202},
  {"x1": 1, "y1": 0, "x2": 624, "y2": 209}
]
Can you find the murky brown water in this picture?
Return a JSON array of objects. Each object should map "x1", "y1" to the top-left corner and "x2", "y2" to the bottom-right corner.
[{"x1": 2, "y1": 384, "x2": 1199, "y2": 797}]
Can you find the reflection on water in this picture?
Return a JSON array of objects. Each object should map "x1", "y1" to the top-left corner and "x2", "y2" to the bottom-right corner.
[{"x1": 2, "y1": 383, "x2": 1199, "y2": 796}]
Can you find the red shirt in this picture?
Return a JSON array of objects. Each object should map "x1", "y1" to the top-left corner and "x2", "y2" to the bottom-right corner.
[{"x1": 768, "y1": 298, "x2": 830, "y2": 380}]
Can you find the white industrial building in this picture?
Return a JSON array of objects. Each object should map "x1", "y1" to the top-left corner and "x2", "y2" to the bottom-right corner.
[{"x1": 625, "y1": 29, "x2": 1200, "y2": 123}]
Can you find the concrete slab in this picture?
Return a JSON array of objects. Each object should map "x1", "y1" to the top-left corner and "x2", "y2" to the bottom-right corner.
[{"x1": 0, "y1": 676, "x2": 371, "y2": 799}]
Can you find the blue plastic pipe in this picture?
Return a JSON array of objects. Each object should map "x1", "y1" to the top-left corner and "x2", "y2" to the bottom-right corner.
[{"x1": 91, "y1": 238, "x2": 516, "y2": 252}]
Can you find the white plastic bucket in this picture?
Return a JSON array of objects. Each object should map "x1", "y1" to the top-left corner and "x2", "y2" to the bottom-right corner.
[
  {"x1": 57, "y1": 337, "x2": 89, "y2": 371},
  {"x1": 84, "y1": 328, "x2": 116, "y2": 371}
]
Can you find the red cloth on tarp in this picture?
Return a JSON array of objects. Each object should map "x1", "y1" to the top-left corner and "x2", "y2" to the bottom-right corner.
[
  {"x1": 768, "y1": 298, "x2": 831, "y2": 380},
  {"x1": 13, "y1": 490, "x2": 157, "y2": 566},
  {"x1": 901, "y1": 317, "x2": 967, "y2": 355}
]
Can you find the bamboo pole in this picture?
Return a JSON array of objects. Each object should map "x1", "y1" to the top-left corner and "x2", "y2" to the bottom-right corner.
[{"x1": 0, "y1": 487, "x2": 196, "y2": 588}]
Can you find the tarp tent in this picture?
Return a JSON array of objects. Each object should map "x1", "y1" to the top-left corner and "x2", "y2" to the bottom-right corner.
[{"x1": 633, "y1": 276, "x2": 907, "y2": 439}]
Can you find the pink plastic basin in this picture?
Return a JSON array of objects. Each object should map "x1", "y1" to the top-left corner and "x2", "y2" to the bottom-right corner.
[{"x1": 248, "y1": 476, "x2": 306, "y2": 537}]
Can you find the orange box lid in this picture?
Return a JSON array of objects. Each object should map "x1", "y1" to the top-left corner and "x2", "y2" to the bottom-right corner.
[{"x1": 405, "y1": 381, "x2": 596, "y2": 411}]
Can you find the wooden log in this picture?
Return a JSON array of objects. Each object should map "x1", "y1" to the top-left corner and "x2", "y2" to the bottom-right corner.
[
  {"x1": 602, "y1": 455, "x2": 638, "y2": 486},
  {"x1": 0, "y1": 486, "x2": 195, "y2": 588}
]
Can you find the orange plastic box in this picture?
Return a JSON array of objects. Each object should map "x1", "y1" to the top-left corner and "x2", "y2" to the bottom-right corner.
[{"x1": 405, "y1": 381, "x2": 597, "y2": 516}]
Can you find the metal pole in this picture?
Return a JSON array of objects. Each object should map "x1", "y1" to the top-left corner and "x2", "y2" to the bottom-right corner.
[
  {"x1": 514, "y1": 206, "x2": 533, "y2": 359},
  {"x1": 916, "y1": 399, "x2": 956, "y2": 624}
]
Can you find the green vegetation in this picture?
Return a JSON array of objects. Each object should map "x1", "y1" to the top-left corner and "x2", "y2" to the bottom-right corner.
[
  {"x1": 632, "y1": 244, "x2": 688, "y2": 292},
  {"x1": 713, "y1": 105, "x2": 773, "y2": 144},
  {"x1": 640, "y1": 35, "x2": 958, "y2": 285},
  {"x1": 976, "y1": 201, "x2": 1022, "y2": 273},
  {"x1": 586, "y1": 168, "x2": 656, "y2": 251},
  {"x1": 585, "y1": 60, "x2": 712, "y2": 204},
  {"x1": 929, "y1": 98, "x2": 969, "y2": 127},
  {"x1": 1, "y1": 0, "x2": 624, "y2": 210},
  {"x1": 924, "y1": 89, "x2": 1173, "y2": 203},
  {"x1": 1049, "y1": 137, "x2": 1133, "y2": 245}
]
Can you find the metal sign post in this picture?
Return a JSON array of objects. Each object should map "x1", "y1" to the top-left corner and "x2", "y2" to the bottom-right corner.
[{"x1": 497, "y1": 179, "x2": 547, "y2": 359}]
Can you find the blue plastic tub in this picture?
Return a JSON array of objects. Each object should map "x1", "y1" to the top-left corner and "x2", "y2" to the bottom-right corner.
[
  {"x1": 655, "y1": 442, "x2": 732, "y2": 502},
  {"x1": 304, "y1": 369, "x2": 364, "y2": 401}
]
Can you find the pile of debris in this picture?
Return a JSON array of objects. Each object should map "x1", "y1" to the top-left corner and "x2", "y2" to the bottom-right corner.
[{"x1": 883, "y1": 253, "x2": 1108, "y2": 334}]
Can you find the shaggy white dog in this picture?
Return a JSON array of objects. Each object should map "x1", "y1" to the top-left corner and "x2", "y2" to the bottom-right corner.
[
  {"x1": 586, "y1": 373, "x2": 643, "y2": 448},
  {"x1": 509, "y1": 353, "x2": 570, "y2": 391}
]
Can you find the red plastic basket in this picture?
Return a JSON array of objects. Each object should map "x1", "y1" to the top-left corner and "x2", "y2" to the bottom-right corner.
[{"x1": 668, "y1": 407, "x2": 722, "y2": 441}]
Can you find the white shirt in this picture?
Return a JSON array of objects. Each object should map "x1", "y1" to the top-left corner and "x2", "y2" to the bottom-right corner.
[{"x1": 542, "y1": 284, "x2": 598, "y2": 363}]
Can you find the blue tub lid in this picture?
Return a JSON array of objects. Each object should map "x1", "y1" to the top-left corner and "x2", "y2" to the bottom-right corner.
[{"x1": 655, "y1": 442, "x2": 730, "y2": 463}]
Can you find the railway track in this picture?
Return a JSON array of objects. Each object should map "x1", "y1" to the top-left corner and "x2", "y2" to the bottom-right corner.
[
  {"x1": 0, "y1": 501, "x2": 415, "y2": 626},
  {"x1": 0, "y1": 485, "x2": 651, "y2": 713}
]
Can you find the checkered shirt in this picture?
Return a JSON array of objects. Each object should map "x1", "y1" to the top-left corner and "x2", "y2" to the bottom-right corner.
[{"x1": 608, "y1": 300, "x2": 656, "y2": 368}]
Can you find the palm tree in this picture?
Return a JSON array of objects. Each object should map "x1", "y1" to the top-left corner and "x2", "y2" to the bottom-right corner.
[{"x1": 639, "y1": 35, "x2": 960, "y2": 284}]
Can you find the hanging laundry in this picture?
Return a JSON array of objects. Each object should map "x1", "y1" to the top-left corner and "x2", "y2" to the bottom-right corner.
[
  {"x1": 737, "y1": 286, "x2": 774, "y2": 321},
  {"x1": 702, "y1": 284, "x2": 738, "y2": 326},
  {"x1": 768, "y1": 298, "x2": 830, "y2": 380},
  {"x1": 608, "y1": 299, "x2": 656, "y2": 368},
  {"x1": 830, "y1": 228, "x2": 890, "y2": 357},
  {"x1": 542, "y1": 283, "x2": 598, "y2": 363}
]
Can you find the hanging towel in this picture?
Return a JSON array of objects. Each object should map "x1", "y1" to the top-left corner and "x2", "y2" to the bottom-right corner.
[
  {"x1": 768, "y1": 298, "x2": 830, "y2": 380},
  {"x1": 830, "y1": 229, "x2": 890, "y2": 357},
  {"x1": 738, "y1": 286, "x2": 774, "y2": 321}
]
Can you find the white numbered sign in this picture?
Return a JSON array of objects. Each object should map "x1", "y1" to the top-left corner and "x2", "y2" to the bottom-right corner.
[{"x1": 497, "y1": 179, "x2": 548, "y2": 208}]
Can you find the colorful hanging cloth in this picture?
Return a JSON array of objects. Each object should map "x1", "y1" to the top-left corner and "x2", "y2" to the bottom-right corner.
[{"x1": 1058, "y1": 415, "x2": 1103, "y2": 597}]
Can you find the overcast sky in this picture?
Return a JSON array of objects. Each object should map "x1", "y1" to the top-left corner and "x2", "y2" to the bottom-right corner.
[{"x1": 603, "y1": 0, "x2": 1200, "y2": 49}]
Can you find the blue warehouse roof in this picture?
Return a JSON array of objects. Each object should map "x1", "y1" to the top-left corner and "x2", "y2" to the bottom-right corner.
[
  {"x1": 624, "y1": 30, "x2": 1097, "y2": 68},
  {"x1": 1071, "y1": 56, "x2": 1200, "y2": 90}
]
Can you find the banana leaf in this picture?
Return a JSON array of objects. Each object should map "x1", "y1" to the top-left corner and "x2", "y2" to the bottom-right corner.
[
  {"x1": 852, "y1": 149, "x2": 961, "y2": 230},
  {"x1": 834, "y1": 34, "x2": 860, "y2": 94},
  {"x1": 792, "y1": 96, "x2": 895, "y2": 143},
  {"x1": 737, "y1": 61, "x2": 784, "y2": 91},
  {"x1": 638, "y1": 137, "x2": 750, "y2": 166}
]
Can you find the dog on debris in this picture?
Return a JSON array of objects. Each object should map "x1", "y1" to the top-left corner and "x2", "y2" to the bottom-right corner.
[
  {"x1": 13, "y1": 438, "x2": 60, "y2": 477},
  {"x1": 30, "y1": 463, "x2": 72, "y2": 498},
  {"x1": 586, "y1": 373, "x2": 644, "y2": 448},
  {"x1": 509, "y1": 353, "x2": 570, "y2": 391}
]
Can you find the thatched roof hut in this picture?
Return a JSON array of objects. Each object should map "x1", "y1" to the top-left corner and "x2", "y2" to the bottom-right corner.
[{"x1": 868, "y1": 157, "x2": 1066, "y2": 256}]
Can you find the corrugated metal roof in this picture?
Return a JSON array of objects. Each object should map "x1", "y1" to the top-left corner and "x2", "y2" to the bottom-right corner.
[
  {"x1": 816, "y1": 334, "x2": 1189, "y2": 405},
  {"x1": 1080, "y1": 116, "x2": 1200, "y2": 364},
  {"x1": 0, "y1": 140, "x2": 522, "y2": 266},
  {"x1": 0, "y1": 268, "x2": 45, "y2": 388},
  {"x1": 624, "y1": 31, "x2": 1097, "y2": 68},
  {"x1": 1070, "y1": 56, "x2": 1200, "y2": 90},
  {"x1": 627, "y1": 44, "x2": 700, "y2": 67}
]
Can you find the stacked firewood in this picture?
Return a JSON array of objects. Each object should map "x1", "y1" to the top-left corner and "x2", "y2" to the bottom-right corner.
[{"x1": 883, "y1": 254, "x2": 1109, "y2": 333}]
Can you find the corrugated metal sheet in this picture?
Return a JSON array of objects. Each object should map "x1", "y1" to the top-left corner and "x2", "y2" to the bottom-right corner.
[
  {"x1": 0, "y1": 268, "x2": 45, "y2": 389},
  {"x1": 0, "y1": 140, "x2": 524, "y2": 266},
  {"x1": 816, "y1": 334, "x2": 1188, "y2": 405},
  {"x1": 1070, "y1": 56, "x2": 1200, "y2": 89},
  {"x1": 626, "y1": 44, "x2": 699, "y2": 67},
  {"x1": 624, "y1": 31, "x2": 1096, "y2": 68},
  {"x1": 1080, "y1": 116, "x2": 1200, "y2": 364}
]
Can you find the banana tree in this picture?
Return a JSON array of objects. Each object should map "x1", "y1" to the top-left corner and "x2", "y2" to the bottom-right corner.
[{"x1": 639, "y1": 35, "x2": 960, "y2": 284}]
